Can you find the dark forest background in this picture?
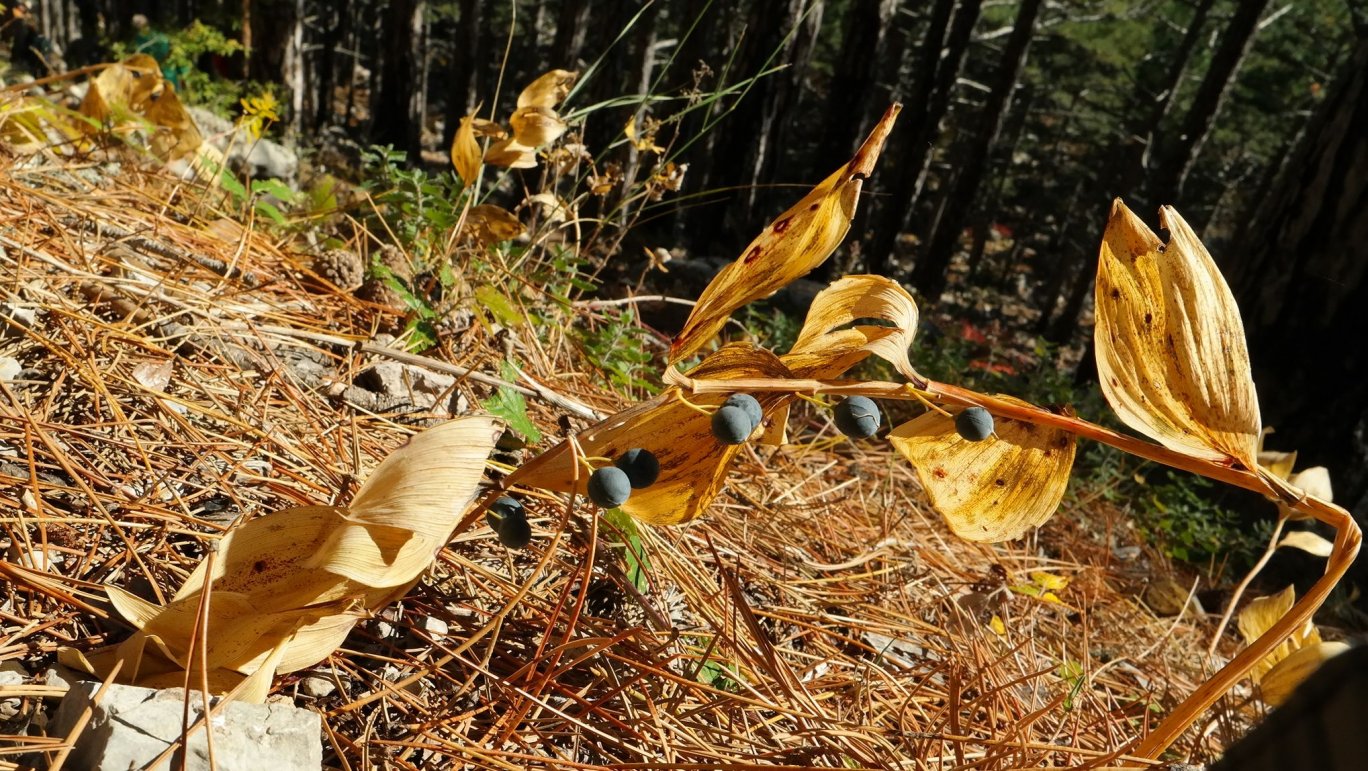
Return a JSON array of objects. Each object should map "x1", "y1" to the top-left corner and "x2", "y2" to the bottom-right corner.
[{"x1": 21, "y1": 1, "x2": 1368, "y2": 549}]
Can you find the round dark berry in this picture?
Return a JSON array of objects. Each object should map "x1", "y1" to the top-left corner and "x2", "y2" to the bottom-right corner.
[
  {"x1": 833, "y1": 396, "x2": 881, "y2": 439},
  {"x1": 497, "y1": 514, "x2": 532, "y2": 549},
  {"x1": 615, "y1": 448, "x2": 660, "y2": 489},
  {"x1": 588, "y1": 466, "x2": 632, "y2": 508},
  {"x1": 955, "y1": 406, "x2": 994, "y2": 442},
  {"x1": 723, "y1": 393, "x2": 763, "y2": 430},
  {"x1": 711, "y1": 405, "x2": 754, "y2": 445},
  {"x1": 486, "y1": 495, "x2": 523, "y2": 532}
]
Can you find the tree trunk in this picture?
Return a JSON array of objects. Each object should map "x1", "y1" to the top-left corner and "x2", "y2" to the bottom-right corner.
[
  {"x1": 814, "y1": 0, "x2": 897, "y2": 165},
  {"x1": 1147, "y1": 0, "x2": 1271, "y2": 207},
  {"x1": 866, "y1": 0, "x2": 977, "y2": 277},
  {"x1": 911, "y1": 0, "x2": 1041, "y2": 302},
  {"x1": 371, "y1": 0, "x2": 426, "y2": 162},
  {"x1": 1229, "y1": 34, "x2": 1368, "y2": 561},
  {"x1": 550, "y1": 0, "x2": 590, "y2": 65},
  {"x1": 442, "y1": 0, "x2": 482, "y2": 148}
]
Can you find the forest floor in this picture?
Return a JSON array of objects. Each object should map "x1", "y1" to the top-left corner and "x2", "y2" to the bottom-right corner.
[{"x1": 0, "y1": 154, "x2": 1263, "y2": 769}]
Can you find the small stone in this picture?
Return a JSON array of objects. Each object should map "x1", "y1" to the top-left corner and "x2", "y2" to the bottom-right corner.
[
  {"x1": 1112, "y1": 545, "x2": 1141, "y2": 561},
  {"x1": 299, "y1": 675, "x2": 336, "y2": 699},
  {"x1": 0, "y1": 661, "x2": 28, "y2": 721},
  {"x1": 422, "y1": 616, "x2": 449, "y2": 639}
]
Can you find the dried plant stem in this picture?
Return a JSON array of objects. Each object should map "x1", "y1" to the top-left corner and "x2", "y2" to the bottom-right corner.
[
  {"x1": 672, "y1": 372, "x2": 1364, "y2": 758},
  {"x1": 1206, "y1": 515, "x2": 1288, "y2": 664}
]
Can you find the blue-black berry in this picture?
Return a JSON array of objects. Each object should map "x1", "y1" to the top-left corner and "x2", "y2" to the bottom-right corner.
[
  {"x1": 711, "y1": 405, "x2": 754, "y2": 444},
  {"x1": 723, "y1": 393, "x2": 763, "y2": 430},
  {"x1": 588, "y1": 466, "x2": 632, "y2": 508},
  {"x1": 833, "y1": 396, "x2": 881, "y2": 439},
  {"x1": 486, "y1": 496, "x2": 531, "y2": 549},
  {"x1": 615, "y1": 448, "x2": 660, "y2": 488},
  {"x1": 955, "y1": 406, "x2": 994, "y2": 442}
]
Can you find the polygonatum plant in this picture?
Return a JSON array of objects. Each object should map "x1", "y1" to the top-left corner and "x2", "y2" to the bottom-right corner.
[{"x1": 500, "y1": 102, "x2": 1363, "y2": 758}]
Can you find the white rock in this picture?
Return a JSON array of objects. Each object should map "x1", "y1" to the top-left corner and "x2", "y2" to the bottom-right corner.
[
  {"x1": 421, "y1": 616, "x2": 449, "y2": 639},
  {"x1": 299, "y1": 676, "x2": 335, "y2": 699},
  {"x1": 51, "y1": 682, "x2": 322, "y2": 771}
]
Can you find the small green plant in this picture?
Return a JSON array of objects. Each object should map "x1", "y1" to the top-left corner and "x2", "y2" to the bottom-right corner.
[
  {"x1": 481, "y1": 360, "x2": 543, "y2": 443},
  {"x1": 113, "y1": 21, "x2": 247, "y2": 115},
  {"x1": 573, "y1": 308, "x2": 658, "y2": 396}
]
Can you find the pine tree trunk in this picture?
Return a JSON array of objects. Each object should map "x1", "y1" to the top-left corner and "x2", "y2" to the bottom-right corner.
[
  {"x1": 371, "y1": 0, "x2": 425, "y2": 161},
  {"x1": 866, "y1": 0, "x2": 977, "y2": 277},
  {"x1": 1147, "y1": 0, "x2": 1271, "y2": 206},
  {"x1": 911, "y1": 0, "x2": 1041, "y2": 302}
]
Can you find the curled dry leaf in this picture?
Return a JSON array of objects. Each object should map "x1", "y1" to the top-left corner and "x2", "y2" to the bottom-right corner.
[
  {"x1": 451, "y1": 114, "x2": 481, "y2": 185},
  {"x1": 79, "y1": 54, "x2": 204, "y2": 162},
  {"x1": 485, "y1": 136, "x2": 539, "y2": 169},
  {"x1": 889, "y1": 397, "x2": 1076, "y2": 542},
  {"x1": 518, "y1": 69, "x2": 577, "y2": 109},
  {"x1": 464, "y1": 204, "x2": 525, "y2": 246},
  {"x1": 61, "y1": 417, "x2": 501, "y2": 701},
  {"x1": 1238, "y1": 585, "x2": 1322, "y2": 685},
  {"x1": 509, "y1": 106, "x2": 568, "y2": 148},
  {"x1": 669, "y1": 104, "x2": 901, "y2": 362},
  {"x1": 781, "y1": 274, "x2": 921, "y2": 383},
  {"x1": 1276, "y1": 530, "x2": 1335, "y2": 558},
  {"x1": 510, "y1": 344, "x2": 793, "y2": 526},
  {"x1": 1259, "y1": 641, "x2": 1350, "y2": 706},
  {"x1": 1094, "y1": 200, "x2": 1261, "y2": 468}
]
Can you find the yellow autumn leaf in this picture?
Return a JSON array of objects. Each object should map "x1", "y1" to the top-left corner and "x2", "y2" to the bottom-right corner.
[
  {"x1": 1277, "y1": 530, "x2": 1334, "y2": 558},
  {"x1": 517, "y1": 69, "x2": 577, "y2": 109},
  {"x1": 1238, "y1": 586, "x2": 1322, "y2": 684},
  {"x1": 509, "y1": 105, "x2": 567, "y2": 148},
  {"x1": 781, "y1": 274, "x2": 921, "y2": 382},
  {"x1": 1030, "y1": 571, "x2": 1069, "y2": 591},
  {"x1": 1259, "y1": 641, "x2": 1349, "y2": 705},
  {"x1": 625, "y1": 113, "x2": 664, "y2": 153},
  {"x1": 510, "y1": 344, "x2": 793, "y2": 526},
  {"x1": 889, "y1": 398, "x2": 1076, "y2": 542},
  {"x1": 63, "y1": 417, "x2": 500, "y2": 700},
  {"x1": 1094, "y1": 200, "x2": 1262, "y2": 468},
  {"x1": 451, "y1": 114, "x2": 481, "y2": 185},
  {"x1": 464, "y1": 204, "x2": 526, "y2": 246},
  {"x1": 669, "y1": 103, "x2": 901, "y2": 362},
  {"x1": 142, "y1": 82, "x2": 203, "y2": 161},
  {"x1": 989, "y1": 615, "x2": 1007, "y2": 636},
  {"x1": 485, "y1": 136, "x2": 539, "y2": 169}
]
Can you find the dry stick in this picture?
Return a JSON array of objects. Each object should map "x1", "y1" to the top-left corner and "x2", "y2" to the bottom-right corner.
[
  {"x1": 1205, "y1": 515, "x2": 1288, "y2": 664},
  {"x1": 669, "y1": 372, "x2": 1363, "y2": 760}
]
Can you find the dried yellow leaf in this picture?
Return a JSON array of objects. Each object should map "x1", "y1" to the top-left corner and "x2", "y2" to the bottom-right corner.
[
  {"x1": 64, "y1": 417, "x2": 500, "y2": 700},
  {"x1": 1238, "y1": 585, "x2": 1322, "y2": 684},
  {"x1": 1276, "y1": 530, "x2": 1334, "y2": 558},
  {"x1": 1094, "y1": 200, "x2": 1261, "y2": 468},
  {"x1": 1030, "y1": 571, "x2": 1069, "y2": 591},
  {"x1": 889, "y1": 398, "x2": 1076, "y2": 542},
  {"x1": 517, "y1": 69, "x2": 577, "y2": 109},
  {"x1": 451, "y1": 114, "x2": 481, "y2": 185},
  {"x1": 1259, "y1": 641, "x2": 1349, "y2": 705},
  {"x1": 669, "y1": 104, "x2": 901, "y2": 362},
  {"x1": 781, "y1": 274, "x2": 921, "y2": 382},
  {"x1": 464, "y1": 204, "x2": 525, "y2": 246},
  {"x1": 484, "y1": 136, "x2": 539, "y2": 169},
  {"x1": 509, "y1": 106, "x2": 567, "y2": 148},
  {"x1": 511, "y1": 344, "x2": 793, "y2": 526}
]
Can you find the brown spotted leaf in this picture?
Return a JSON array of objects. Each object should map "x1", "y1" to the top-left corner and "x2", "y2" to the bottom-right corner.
[
  {"x1": 889, "y1": 398, "x2": 1076, "y2": 542},
  {"x1": 62, "y1": 417, "x2": 500, "y2": 700},
  {"x1": 510, "y1": 344, "x2": 793, "y2": 525},
  {"x1": 1094, "y1": 200, "x2": 1261, "y2": 467},
  {"x1": 669, "y1": 104, "x2": 901, "y2": 362},
  {"x1": 781, "y1": 274, "x2": 921, "y2": 382}
]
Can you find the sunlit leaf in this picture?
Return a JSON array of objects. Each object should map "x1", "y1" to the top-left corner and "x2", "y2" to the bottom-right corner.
[
  {"x1": 451, "y1": 114, "x2": 481, "y2": 185},
  {"x1": 889, "y1": 397, "x2": 1076, "y2": 542},
  {"x1": 464, "y1": 204, "x2": 525, "y2": 245},
  {"x1": 781, "y1": 274, "x2": 921, "y2": 382},
  {"x1": 474, "y1": 285, "x2": 527, "y2": 326},
  {"x1": 1094, "y1": 200, "x2": 1261, "y2": 468},
  {"x1": 484, "y1": 136, "x2": 538, "y2": 169},
  {"x1": 63, "y1": 418, "x2": 501, "y2": 701},
  {"x1": 482, "y1": 360, "x2": 542, "y2": 443},
  {"x1": 669, "y1": 104, "x2": 901, "y2": 362},
  {"x1": 517, "y1": 69, "x2": 577, "y2": 109},
  {"x1": 511, "y1": 343, "x2": 793, "y2": 525},
  {"x1": 1259, "y1": 641, "x2": 1349, "y2": 706},
  {"x1": 1238, "y1": 586, "x2": 1322, "y2": 684},
  {"x1": 509, "y1": 106, "x2": 567, "y2": 148},
  {"x1": 1276, "y1": 530, "x2": 1334, "y2": 558}
]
